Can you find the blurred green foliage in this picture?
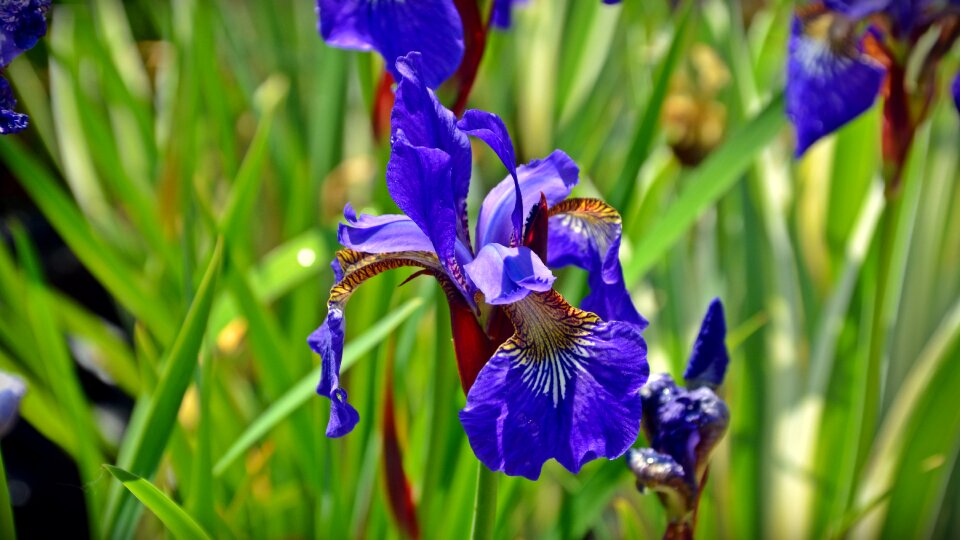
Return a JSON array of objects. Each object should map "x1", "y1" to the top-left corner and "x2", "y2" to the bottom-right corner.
[{"x1": 1, "y1": 0, "x2": 959, "y2": 538}]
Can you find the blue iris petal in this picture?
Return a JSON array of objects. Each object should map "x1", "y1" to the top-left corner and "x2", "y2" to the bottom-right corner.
[
  {"x1": 0, "y1": 77, "x2": 28, "y2": 135},
  {"x1": 0, "y1": 371, "x2": 27, "y2": 437},
  {"x1": 389, "y1": 53, "x2": 473, "y2": 262},
  {"x1": 476, "y1": 150, "x2": 579, "y2": 250},
  {"x1": 683, "y1": 298, "x2": 729, "y2": 389},
  {"x1": 309, "y1": 308, "x2": 359, "y2": 437},
  {"x1": 316, "y1": 0, "x2": 464, "y2": 88},
  {"x1": 1, "y1": 0, "x2": 50, "y2": 67},
  {"x1": 786, "y1": 16, "x2": 886, "y2": 156},
  {"x1": 463, "y1": 244, "x2": 555, "y2": 305},
  {"x1": 338, "y1": 203, "x2": 436, "y2": 254},
  {"x1": 457, "y1": 110, "x2": 524, "y2": 246},
  {"x1": 460, "y1": 291, "x2": 648, "y2": 480},
  {"x1": 547, "y1": 200, "x2": 645, "y2": 326}
]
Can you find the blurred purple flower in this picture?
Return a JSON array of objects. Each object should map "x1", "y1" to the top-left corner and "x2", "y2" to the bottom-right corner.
[
  {"x1": 786, "y1": 1, "x2": 960, "y2": 159},
  {"x1": 316, "y1": 0, "x2": 464, "y2": 88},
  {"x1": 0, "y1": 370, "x2": 26, "y2": 437},
  {"x1": 627, "y1": 299, "x2": 730, "y2": 531},
  {"x1": 0, "y1": 0, "x2": 50, "y2": 134},
  {"x1": 309, "y1": 51, "x2": 649, "y2": 480}
]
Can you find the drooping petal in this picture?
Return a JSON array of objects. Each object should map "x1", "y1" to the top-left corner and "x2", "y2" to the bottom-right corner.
[
  {"x1": 309, "y1": 249, "x2": 442, "y2": 437},
  {"x1": 460, "y1": 290, "x2": 649, "y2": 480},
  {"x1": 338, "y1": 203, "x2": 436, "y2": 254},
  {"x1": 0, "y1": 370, "x2": 26, "y2": 437},
  {"x1": 786, "y1": 14, "x2": 886, "y2": 156},
  {"x1": 463, "y1": 244, "x2": 555, "y2": 305},
  {"x1": 0, "y1": 0, "x2": 50, "y2": 67},
  {"x1": 390, "y1": 53, "x2": 475, "y2": 286},
  {"x1": 683, "y1": 298, "x2": 729, "y2": 389},
  {"x1": 0, "y1": 77, "x2": 28, "y2": 135},
  {"x1": 316, "y1": 0, "x2": 464, "y2": 88},
  {"x1": 547, "y1": 198, "x2": 646, "y2": 326},
  {"x1": 580, "y1": 256, "x2": 647, "y2": 328},
  {"x1": 475, "y1": 150, "x2": 579, "y2": 249},
  {"x1": 458, "y1": 110, "x2": 523, "y2": 245}
]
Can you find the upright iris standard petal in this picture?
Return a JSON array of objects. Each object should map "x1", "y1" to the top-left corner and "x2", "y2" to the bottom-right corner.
[
  {"x1": 338, "y1": 203, "x2": 436, "y2": 254},
  {"x1": 0, "y1": 77, "x2": 27, "y2": 134},
  {"x1": 460, "y1": 290, "x2": 648, "y2": 480},
  {"x1": 463, "y1": 244, "x2": 555, "y2": 305},
  {"x1": 388, "y1": 133, "x2": 475, "y2": 298},
  {"x1": 310, "y1": 249, "x2": 444, "y2": 437},
  {"x1": 390, "y1": 53, "x2": 475, "y2": 276},
  {"x1": 316, "y1": 0, "x2": 464, "y2": 88},
  {"x1": 683, "y1": 298, "x2": 729, "y2": 389},
  {"x1": 786, "y1": 15, "x2": 886, "y2": 156},
  {"x1": 476, "y1": 150, "x2": 580, "y2": 249},
  {"x1": 457, "y1": 110, "x2": 524, "y2": 245},
  {"x1": 547, "y1": 198, "x2": 646, "y2": 326},
  {"x1": 0, "y1": 370, "x2": 26, "y2": 437}
]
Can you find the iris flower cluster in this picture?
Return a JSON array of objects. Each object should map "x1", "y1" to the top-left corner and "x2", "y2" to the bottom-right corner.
[
  {"x1": 0, "y1": 0, "x2": 50, "y2": 134},
  {"x1": 786, "y1": 0, "x2": 960, "y2": 173},
  {"x1": 309, "y1": 50, "x2": 650, "y2": 480},
  {"x1": 627, "y1": 299, "x2": 731, "y2": 538}
]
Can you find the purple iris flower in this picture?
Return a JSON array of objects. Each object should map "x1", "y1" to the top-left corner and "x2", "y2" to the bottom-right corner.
[
  {"x1": 0, "y1": 370, "x2": 26, "y2": 437},
  {"x1": 316, "y1": 0, "x2": 464, "y2": 89},
  {"x1": 627, "y1": 299, "x2": 730, "y2": 529},
  {"x1": 786, "y1": 5, "x2": 886, "y2": 156},
  {"x1": 0, "y1": 0, "x2": 49, "y2": 134},
  {"x1": 491, "y1": 0, "x2": 622, "y2": 29},
  {"x1": 310, "y1": 51, "x2": 649, "y2": 480},
  {"x1": 787, "y1": 0, "x2": 960, "y2": 156}
]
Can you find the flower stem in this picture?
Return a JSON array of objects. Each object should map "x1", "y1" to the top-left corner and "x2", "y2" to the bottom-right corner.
[
  {"x1": 859, "y1": 192, "x2": 903, "y2": 471},
  {"x1": 470, "y1": 462, "x2": 499, "y2": 540}
]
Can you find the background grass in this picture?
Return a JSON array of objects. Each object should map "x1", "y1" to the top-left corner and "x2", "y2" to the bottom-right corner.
[{"x1": 1, "y1": 0, "x2": 959, "y2": 538}]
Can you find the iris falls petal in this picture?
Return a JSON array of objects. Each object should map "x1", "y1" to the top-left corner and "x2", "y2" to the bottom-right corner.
[
  {"x1": 338, "y1": 203, "x2": 436, "y2": 254},
  {"x1": 786, "y1": 15, "x2": 886, "y2": 156},
  {"x1": 460, "y1": 290, "x2": 648, "y2": 480},
  {"x1": 547, "y1": 198, "x2": 646, "y2": 326},
  {"x1": 310, "y1": 249, "x2": 443, "y2": 437},
  {"x1": 316, "y1": 0, "x2": 464, "y2": 88}
]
